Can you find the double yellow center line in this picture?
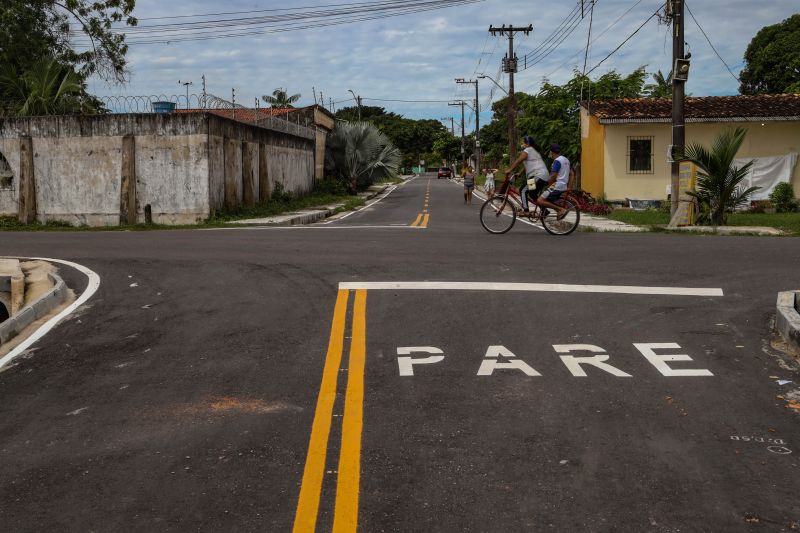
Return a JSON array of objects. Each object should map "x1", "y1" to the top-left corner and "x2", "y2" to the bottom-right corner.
[
  {"x1": 410, "y1": 178, "x2": 431, "y2": 228},
  {"x1": 293, "y1": 289, "x2": 368, "y2": 533}
]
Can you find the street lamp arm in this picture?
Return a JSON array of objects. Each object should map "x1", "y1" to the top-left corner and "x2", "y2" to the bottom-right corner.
[{"x1": 477, "y1": 74, "x2": 508, "y2": 95}]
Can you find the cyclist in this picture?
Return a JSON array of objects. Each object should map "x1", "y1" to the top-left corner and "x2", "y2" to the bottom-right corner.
[
  {"x1": 535, "y1": 143, "x2": 571, "y2": 219},
  {"x1": 505, "y1": 136, "x2": 548, "y2": 213}
]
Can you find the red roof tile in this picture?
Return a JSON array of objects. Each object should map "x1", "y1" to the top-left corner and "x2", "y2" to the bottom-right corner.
[{"x1": 584, "y1": 94, "x2": 800, "y2": 123}]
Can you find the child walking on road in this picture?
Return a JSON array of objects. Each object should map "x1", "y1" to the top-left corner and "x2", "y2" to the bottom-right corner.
[{"x1": 462, "y1": 167, "x2": 475, "y2": 204}]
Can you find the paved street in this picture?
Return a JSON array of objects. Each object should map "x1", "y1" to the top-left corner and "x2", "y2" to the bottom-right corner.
[{"x1": 1, "y1": 173, "x2": 799, "y2": 531}]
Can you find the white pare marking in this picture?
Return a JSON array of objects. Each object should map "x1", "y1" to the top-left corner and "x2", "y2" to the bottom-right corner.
[
  {"x1": 730, "y1": 435, "x2": 792, "y2": 455},
  {"x1": 0, "y1": 257, "x2": 101, "y2": 370},
  {"x1": 477, "y1": 345, "x2": 540, "y2": 377},
  {"x1": 554, "y1": 344, "x2": 632, "y2": 377},
  {"x1": 339, "y1": 281, "x2": 723, "y2": 297},
  {"x1": 397, "y1": 346, "x2": 444, "y2": 376},
  {"x1": 634, "y1": 343, "x2": 713, "y2": 377}
]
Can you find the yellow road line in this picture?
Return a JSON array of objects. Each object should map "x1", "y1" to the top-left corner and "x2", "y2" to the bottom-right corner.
[
  {"x1": 410, "y1": 213, "x2": 423, "y2": 227},
  {"x1": 420, "y1": 214, "x2": 430, "y2": 228},
  {"x1": 293, "y1": 289, "x2": 350, "y2": 533},
  {"x1": 332, "y1": 289, "x2": 367, "y2": 533}
]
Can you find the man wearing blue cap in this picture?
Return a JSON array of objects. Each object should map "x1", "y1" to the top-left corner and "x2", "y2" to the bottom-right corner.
[{"x1": 536, "y1": 143, "x2": 572, "y2": 219}]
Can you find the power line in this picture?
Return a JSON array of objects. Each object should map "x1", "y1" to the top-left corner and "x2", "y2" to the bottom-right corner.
[
  {"x1": 536, "y1": 0, "x2": 647, "y2": 84},
  {"x1": 71, "y1": 0, "x2": 483, "y2": 45},
  {"x1": 518, "y1": 2, "x2": 583, "y2": 67},
  {"x1": 585, "y1": 6, "x2": 662, "y2": 76},
  {"x1": 685, "y1": 1, "x2": 740, "y2": 83}
]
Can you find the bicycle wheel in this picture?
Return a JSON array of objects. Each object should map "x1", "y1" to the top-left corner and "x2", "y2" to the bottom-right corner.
[
  {"x1": 480, "y1": 195, "x2": 516, "y2": 234},
  {"x1": 541, "y1": 198, "x2": 580, "y2": 235}
]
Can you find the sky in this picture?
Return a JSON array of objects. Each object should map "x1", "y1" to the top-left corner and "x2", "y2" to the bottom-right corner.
[{"x1": 87, "y1": 0, "x2": 799, "y2": 130}]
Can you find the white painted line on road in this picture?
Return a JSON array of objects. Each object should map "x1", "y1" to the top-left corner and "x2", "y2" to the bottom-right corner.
[
  {"x1": 321, "y1": 183, "x2": 400, "y2": 224},
  {"x1": 0, "y1": 257, "x2": 101, "y2": 370},
  {"x1": 337, "y1": 281, "x2": 723, "y2": 297}
]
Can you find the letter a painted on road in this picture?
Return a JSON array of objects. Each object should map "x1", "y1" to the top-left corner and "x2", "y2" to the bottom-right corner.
[{"x1": 477, "y1": 345, "x2": 540, "y2": 376}]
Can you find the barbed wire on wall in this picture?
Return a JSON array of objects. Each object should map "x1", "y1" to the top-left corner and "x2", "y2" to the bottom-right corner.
[{"x1": 97, "y1": 93, "x2": 316, "y2": 139}]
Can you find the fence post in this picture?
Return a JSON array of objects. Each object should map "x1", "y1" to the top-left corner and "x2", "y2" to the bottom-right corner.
[{"x1": 18, "y1": 136, "x2": 36, "y2": 224}]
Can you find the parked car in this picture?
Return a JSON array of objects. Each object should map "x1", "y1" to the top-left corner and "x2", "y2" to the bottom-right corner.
[{"x1": 437, "y1": 167, "x2": 452, "y2": 179}]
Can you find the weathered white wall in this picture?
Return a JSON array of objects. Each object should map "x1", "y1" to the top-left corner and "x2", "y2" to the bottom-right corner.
[
  {"x1": 135, "y1": 134, "x2": 210, "y2": 225},
  {"x1": 267, "y1": 144, "x2": 315, "y2": 196},
  {"x1": 0, "y1": 139, "x2": 20, "y2": 216}
]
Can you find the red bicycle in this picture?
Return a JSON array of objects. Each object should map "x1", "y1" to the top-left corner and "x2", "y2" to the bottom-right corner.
[{"x1": 479, "y1": 173, "x2": 580, "y2": 235}]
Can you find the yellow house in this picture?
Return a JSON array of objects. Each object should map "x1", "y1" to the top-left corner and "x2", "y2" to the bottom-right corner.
[{"x1": 580, "y1": 94, "x2": 800, "y2": 202}]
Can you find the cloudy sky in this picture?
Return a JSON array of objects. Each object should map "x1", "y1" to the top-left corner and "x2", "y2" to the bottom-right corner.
[{"x1": 89, "y1": 0, "x2": 799, "y2": 129}]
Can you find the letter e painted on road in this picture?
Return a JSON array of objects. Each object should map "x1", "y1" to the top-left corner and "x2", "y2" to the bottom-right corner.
[
  {"x1": 477, "y1": 345, "x2": 541, "y2": 376},
  {"x1": 553, "y1": 344, "x2": 632, "y2": 377},
  {"x1": 397, "y1": 346, "x2": 444, "y2": 376},
  {"x1": 634, "y1": 343, "x2": 713, "y2": 377}
]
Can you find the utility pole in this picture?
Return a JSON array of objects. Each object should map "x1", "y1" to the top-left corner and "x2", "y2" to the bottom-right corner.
[
  {"x1": 449, "y1": 101, "x2": 467, "y2": 170},
  {"x1": 489, "y1": 24, "x2": 532, "y2": 162},
  {"x1": 669, "y1": 0, "x2": 686, "y2": 216},
  {"x1": 456, "y1": 78, "x2": 481, "y2": 173}
]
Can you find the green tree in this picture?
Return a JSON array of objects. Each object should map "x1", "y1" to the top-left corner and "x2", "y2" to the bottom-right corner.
[
  {"x1": 644, "y1": 69, "x2": 672, "y2": 97},
  {"x1": 739, "y1": 14, "x2": 800, "y2": 94},
  {"x1": 0, "y1": 0, "x2": 137, "y2": 82},
  {"x1": 325, "y1": 121, "x2": 402, "y2": 193},
  {"x1": 680, "y1": 127, "x2": 760, "y2": 225},
  {"x1": 0, "y1": 57, "x2": 96, "y2": 116},
  {"x1": 262, "y1": 87, "x2": 301, "y2": 108}
]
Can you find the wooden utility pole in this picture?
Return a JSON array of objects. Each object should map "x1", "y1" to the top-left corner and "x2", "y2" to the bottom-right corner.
[
  {"x1": 456, "y1": 78, "x2": 481, "y2": 174},
  {"x1": 449, "y1": 101, "x2": 467, "y2": 170},
  {"x1": 670, "y1": 0, "x2": 686, "y2": 216},
  {"x1": 489, "y1": 24, "x2": 532, "y2": 162}
]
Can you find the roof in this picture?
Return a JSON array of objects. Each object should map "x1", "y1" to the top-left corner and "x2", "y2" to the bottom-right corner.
[{"x1": 583, "y1": 94, "x2": 800, "y2": 124}]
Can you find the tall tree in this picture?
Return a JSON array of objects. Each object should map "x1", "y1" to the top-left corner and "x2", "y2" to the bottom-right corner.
[
  {"x1": 262, "y1": 88, "x2": 301, "y2": 108},
  {"x1": 0, "y1": 0, "x2": 137, "y2": 82},
  {"x1": 739, "y1": 14, "x2": 800, "y2": 94},
  {"x1": 0, "y1": 57, "x2": 96, "y2": 116}
]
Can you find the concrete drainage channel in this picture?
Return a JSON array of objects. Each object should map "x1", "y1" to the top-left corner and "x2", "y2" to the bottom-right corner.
[
  {"x1": 0, "y1": 260, "x2": 69, "y2": 346},
  {"x1": 777, "y1": 290, "x2": 800, "y2": 350}
]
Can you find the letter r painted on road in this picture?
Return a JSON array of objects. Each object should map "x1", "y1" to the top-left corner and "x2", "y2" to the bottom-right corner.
[
  {"x1": 553, "y1": 344, "x2": 632, "y2": 377},
  {"x1": 397, "y1": 347, "x2": 444, "y2": 376},
  {"x1": 634, "y1": 343, "x2": 713, "y2": 377}
]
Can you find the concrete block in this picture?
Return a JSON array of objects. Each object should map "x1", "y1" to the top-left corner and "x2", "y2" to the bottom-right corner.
[{"x1": 776, "y1": 290, "x2": 800, "y2": 350}]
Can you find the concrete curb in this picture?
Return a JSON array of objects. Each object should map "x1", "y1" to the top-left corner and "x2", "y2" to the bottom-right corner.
[
  {"x1": 0, "y1": 272, "x2": 68, "y2": 345},
  {"x1": 776, "y1": 290, "x2": 800, "y2": 350},
  {"x1": 230, "y1": 184, "x2": 391, "y2": 227}
]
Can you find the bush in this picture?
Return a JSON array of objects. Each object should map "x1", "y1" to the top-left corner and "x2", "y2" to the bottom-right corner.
[{"x1": 769, "y1": 182, "x2": 798, "y2": 213}]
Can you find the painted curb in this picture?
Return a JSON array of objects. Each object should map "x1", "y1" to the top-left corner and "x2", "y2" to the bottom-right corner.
[
  {"x1": 776, "y1": 290, "x2": 800, "y2": 349},
  {"x1": 0, "y1": 272, "x2": 67, "y2": 344}
]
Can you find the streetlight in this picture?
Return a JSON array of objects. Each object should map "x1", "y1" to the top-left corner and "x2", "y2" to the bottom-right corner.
[
  {"x1": 178, "y1": 80, "x2": 193, "y2": 109},
  {"x1": 347, "y1": 89, "x2": 362, "y2": 120},
  {"x1": 477, "y1": 74, "x2": 508, "y2": 95}
]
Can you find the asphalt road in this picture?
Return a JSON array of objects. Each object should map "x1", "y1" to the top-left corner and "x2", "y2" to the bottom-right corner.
[{"x1": 1, "y1": 173, "x2": 799, "y2": 532}]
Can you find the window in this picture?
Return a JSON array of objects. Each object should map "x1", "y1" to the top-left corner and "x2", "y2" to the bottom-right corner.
[
  {"x1": 627, "y1": 136, "x2": 654, "y2": 174},
  {"x1": 0, "y1": 152, "x2": 13, "y2": 190}
]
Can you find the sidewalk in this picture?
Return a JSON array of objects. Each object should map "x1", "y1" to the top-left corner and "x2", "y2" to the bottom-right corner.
[{"x1": 229, "y1": 183, "x2": 394, "y2": 227}]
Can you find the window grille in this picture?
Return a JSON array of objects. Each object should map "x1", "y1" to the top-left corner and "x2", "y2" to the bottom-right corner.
[{"x1": 627, "y1": 136, "x2": 654, "y2": 174}]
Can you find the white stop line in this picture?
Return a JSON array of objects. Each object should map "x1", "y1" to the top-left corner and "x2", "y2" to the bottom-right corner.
[{"x1": 338, "y1": 281, "x2": 723, "y2": 297}]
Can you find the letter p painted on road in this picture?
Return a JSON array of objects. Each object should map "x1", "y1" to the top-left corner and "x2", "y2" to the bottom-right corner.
[{"x1": 397, "y1": 346, "x2": 444, "y2": 376}]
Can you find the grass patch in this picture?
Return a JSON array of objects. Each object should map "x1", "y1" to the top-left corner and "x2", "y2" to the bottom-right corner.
[{"x1": 602, "y1": 208, "x2": 800, "y2": 235}]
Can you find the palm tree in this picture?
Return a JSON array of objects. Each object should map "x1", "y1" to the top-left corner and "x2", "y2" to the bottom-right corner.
[
  {"x1": 261, "y1": 87, "x2": 301, "y2": 109},
  {"x1": 0, "y1": 57, "x2": 91, "y2": 116},
  {"x1": 680, "y1": 127, "x2": 759, "y2": 225},
  {"x1": 325, "y1": 121, "x2": 402, "y2": 193},
  {"x1": 644, "y1": 69, "x2": 672, "y2": 98}
]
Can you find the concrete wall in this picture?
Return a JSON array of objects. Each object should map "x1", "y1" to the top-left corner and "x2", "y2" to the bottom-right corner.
[
  {"x1": 599, "y1": 120, "x2": 800, "y2": 201},
  {"x1": 0, "y1": 112, "x2": 317, "y2": 225}
]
